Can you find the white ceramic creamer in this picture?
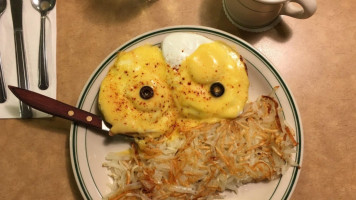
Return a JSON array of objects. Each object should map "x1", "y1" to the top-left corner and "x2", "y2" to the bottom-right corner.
[{"x1": 223, "y1": 0, "x2": 317, "y2": 32}]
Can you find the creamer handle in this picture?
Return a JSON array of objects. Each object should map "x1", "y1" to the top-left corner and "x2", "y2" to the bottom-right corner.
[{"x1": 282, "y1": 0, "x2": 317, "y2": 19}]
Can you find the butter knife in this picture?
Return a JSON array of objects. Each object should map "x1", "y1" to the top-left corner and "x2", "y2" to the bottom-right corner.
[
  {"x1": 8, "y1": 85, "x2": 111, "y2": 132},
  {"x1": 0, "y1": 56, "x2": 6, "y2": 103},
  {"x1": 10, "y1": 0, "x2": 32, "y2": 118},
  {"x1": 0, "y1": 0, "x2": 6, "y2": 103}
]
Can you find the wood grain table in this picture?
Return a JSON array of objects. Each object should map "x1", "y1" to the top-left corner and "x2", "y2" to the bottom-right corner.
[{"x1": 1, "y1": 0, "x2": 355, "y2": 199}]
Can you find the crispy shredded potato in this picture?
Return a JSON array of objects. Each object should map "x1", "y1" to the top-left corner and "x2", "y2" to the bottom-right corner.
[{"x1": 103, "y1": 95, "x2": 298, "y2": 200}]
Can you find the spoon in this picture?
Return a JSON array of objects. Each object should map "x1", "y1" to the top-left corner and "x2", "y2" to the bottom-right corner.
[
  {"x1": 31, "y1": 0, "x2": 56, "y2": 90},
  {"x1": 0, "y1": 0, "x2": 6, "y2": 103}
]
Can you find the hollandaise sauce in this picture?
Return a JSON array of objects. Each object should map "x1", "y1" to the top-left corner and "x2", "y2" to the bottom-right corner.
[
  {"x1": 99, "y1": 35, "x2": 249, "y2": 138},
  {"x1": 166, "y1": 41, "x2": 249, "y2": 123},
  {"x1": 98, "y1": 45, "x2": 177, "y2": 137}
]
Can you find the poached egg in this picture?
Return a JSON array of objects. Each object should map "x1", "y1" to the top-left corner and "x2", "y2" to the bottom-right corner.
[
  {"x1": 99, "y1": 33, "x2": 249, "y2": 137},
  {"x1": 162, "y1": 33, "x2": 249, "y2": 122}
]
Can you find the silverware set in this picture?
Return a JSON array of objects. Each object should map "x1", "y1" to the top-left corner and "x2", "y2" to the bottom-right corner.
[{"x1": 0, "y1": 0, "x2": 56, "y2": 118}]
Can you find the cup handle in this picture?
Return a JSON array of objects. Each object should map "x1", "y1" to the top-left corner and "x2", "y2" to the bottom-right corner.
[{"x1": 281, "y1": 0, "x2": 317, "y2": 19}]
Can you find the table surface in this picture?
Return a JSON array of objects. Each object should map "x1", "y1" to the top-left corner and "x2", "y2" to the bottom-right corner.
[{"x1": 1, "y1": 0, "x2": 355, "y2": 199}]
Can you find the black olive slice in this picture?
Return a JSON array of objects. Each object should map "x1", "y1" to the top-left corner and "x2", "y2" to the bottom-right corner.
[
  {"x1": 140, "y1": 86, "x2": 154, "y2": 100},
  {"x1": 210, "y1": 82, "x2": 225, "y2": 97}
]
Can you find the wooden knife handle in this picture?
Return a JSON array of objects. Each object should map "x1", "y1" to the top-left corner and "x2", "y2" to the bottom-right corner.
[{"x1": 8, "y1": 85, "x2": 103, "y2": 130}]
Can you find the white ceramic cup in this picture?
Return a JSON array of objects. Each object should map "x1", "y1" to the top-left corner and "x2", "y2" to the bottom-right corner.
[{"x1": 223, "y1": 0, "x2": 317, "y2": 32}]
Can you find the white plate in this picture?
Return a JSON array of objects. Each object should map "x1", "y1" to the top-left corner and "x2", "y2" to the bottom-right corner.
[{"x1": 70, "y1": 26, "x2": 303, "y2": 200}]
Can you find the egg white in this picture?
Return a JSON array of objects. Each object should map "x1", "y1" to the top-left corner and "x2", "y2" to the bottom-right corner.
[{"x1": 161, "y1": 33, "x2": 212, "y2": 68}]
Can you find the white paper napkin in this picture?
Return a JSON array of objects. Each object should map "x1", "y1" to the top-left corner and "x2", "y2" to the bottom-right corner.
[{"x1": 0, "y1": 0, "x2": 56, "y2": 118}]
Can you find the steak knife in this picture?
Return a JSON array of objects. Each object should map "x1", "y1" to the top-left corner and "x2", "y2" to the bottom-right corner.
[
  {"x1": 10, "y1": 0, "x2": 32, "y2": 118},
  {"x1": 8, "y1": 85, "x2": 111, "y2": 132}
]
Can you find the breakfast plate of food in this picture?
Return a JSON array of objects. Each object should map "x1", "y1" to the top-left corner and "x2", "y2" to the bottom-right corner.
[{"x1": 70, "y1": 26, "x2": 303, "y2": 200}]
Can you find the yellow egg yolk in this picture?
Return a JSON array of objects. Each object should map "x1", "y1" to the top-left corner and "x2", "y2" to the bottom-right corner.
[
  {"x1": 167, "y1": 41, "x2": 249, "y2": 122},
  {"x1": 98, "y1": 45, "x2": 177, "y2": 138}
]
